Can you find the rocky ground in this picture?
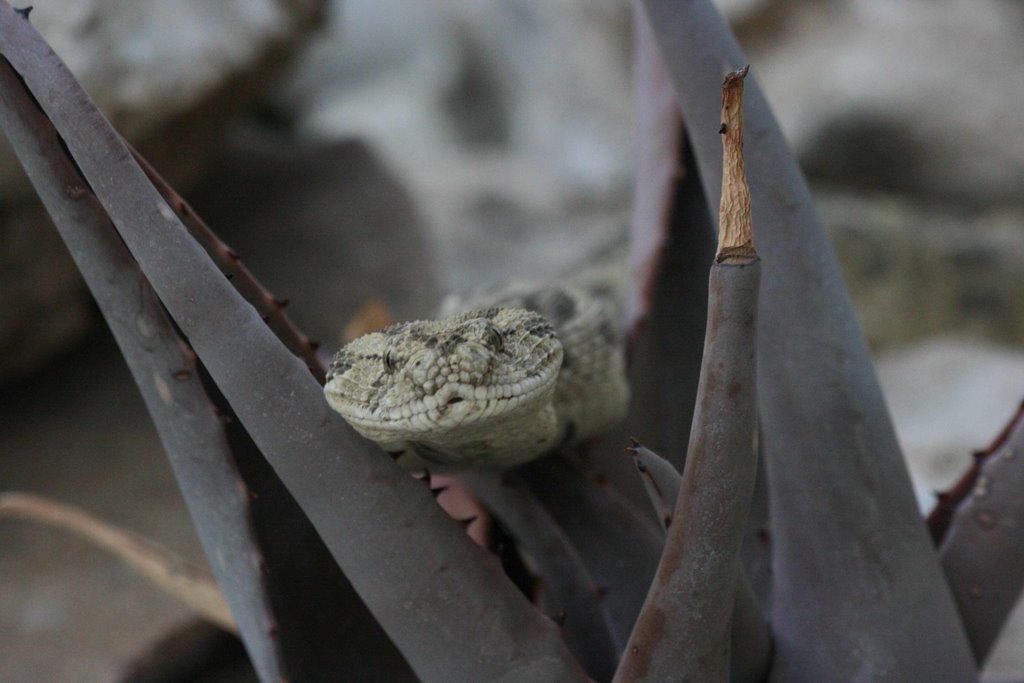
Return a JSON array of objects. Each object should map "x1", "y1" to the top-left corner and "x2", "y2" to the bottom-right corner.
[{"x1": 1, "y1": 0, "x2": 1022, "y2": 680}]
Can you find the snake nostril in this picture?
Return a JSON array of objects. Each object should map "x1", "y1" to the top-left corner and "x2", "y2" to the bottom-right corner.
[{"x1": 446, "y1": 396, "x2": 464, "y2": 406}]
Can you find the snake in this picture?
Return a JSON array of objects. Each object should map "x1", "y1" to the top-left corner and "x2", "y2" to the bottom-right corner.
[{"x1": 323, "y1": 259, "x2": 630, "y2": 471}]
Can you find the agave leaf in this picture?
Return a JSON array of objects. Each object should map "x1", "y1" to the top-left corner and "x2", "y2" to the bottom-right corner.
[
  {"x1": 617, "y1": 75, "x2": 766, "y2": 679},
  {"x1": 518, "y1": 456, "x2": 664, "y2": 651},
  {"x1": 637, "y1": 0, "x2": 977, "y2": 678},
  {"x1": 624, "y1": 442, "x2": 771, "y2": 683},
  {"x1": 740, "y1": 440, "x2": 773, "y2": 612},
  {"x1": 616, "y1": 140, "x2": 716, "y2": 476},
  {"x1": 616, "y1": 258, "x2": 761, "y2": 683},
  {"x1": 0, "y1": 57, "x2": 303, "y2": 679},
  {"x1": 205, "y1": 376, "x2": 418, "y2": 682},
  {"x1": 582, "y1": 139, "x2": 715, "y2": 522},
  {"x1": 928, "y1": 402, "x2": 1024, "y2": 545},
  {"x1": 0, "y1": 7, "x2": 585, "y2": 681},
  {"x1": 130, "y1": 149, "x2": 331, "y2": 382},
  {"x1": 0, "y1": 53, "x2": 418, "y2": 681},
  {"x1": 125, "y1": 151, "x2": 415, "y2": 678},
  {"x1": 585, "y1": 2, "x2": 714, "y2": 510},
  {"x1": 0, "y1": 58, "x2": 297, "y2": 681},
  {"x1": 730, "y1": 574, "x2": 772, "y2": 683},
  {"x1": 463, "y1": 471, "x2": 620, "y2": 681},
  {"x1": 619, "y1": 1, "x2": 716, "y2": 474},
  {"x1": 623, "y1": 0, "x2": 687, "y2": 338},
  {"x1": 939, "y1": 402, "x2": 1024, "y2": 664},
  {"x1": 627, "y1": 441, "x2": 679, "y2": 529},
  {"x1": 618, "y1": 1, "x2": 774, "y2": 620}
]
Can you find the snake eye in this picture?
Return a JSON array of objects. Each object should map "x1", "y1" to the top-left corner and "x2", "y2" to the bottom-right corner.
[
  {"x1": 406, "y1": 348, "x2": 435, "y2": 384},
  {"x1": 382, "y1": 349, "x2": 397, "y2": 372},
  {"x1": 484, "y1": 325, "x2": 504, "y2": 352}
]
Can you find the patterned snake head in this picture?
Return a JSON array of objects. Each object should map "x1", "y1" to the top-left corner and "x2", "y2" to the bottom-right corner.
[{"x1": 324, "y1": 307, "x2": 564, "y2": 469}]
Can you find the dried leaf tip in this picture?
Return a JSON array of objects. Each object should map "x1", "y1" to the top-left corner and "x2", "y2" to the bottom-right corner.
[{"x1": 717, "y1": 65, "x2": 757, "y2": 263}]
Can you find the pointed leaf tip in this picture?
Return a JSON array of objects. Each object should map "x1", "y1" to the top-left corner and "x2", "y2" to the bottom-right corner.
[{"x1": 722, "y1": 64, "x2": 749, "y2": 85}]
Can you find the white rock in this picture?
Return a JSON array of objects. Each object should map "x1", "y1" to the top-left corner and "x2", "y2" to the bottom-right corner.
[
  {"x1": 878, "y1": 335, "x2": 1024, "y2": 511},
  {"x1": 286, "y1": 0, "x2": 632, "y2": 199},
  {"x1": 753, "y1": 0, "x2": 1024, "y2": 203},
  {"x1": 0, "y1": 0, "x2": 320, "y2": 194}
]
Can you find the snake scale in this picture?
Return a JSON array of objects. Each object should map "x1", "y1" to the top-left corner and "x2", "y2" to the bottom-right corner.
[{"x1": 324, "y1": 257, "x2": 630, "y2": 470}]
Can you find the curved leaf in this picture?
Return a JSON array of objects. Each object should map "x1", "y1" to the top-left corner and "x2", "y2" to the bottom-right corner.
[{"x1": 637, "y1": 0, "x2": 977, "y2": 678}]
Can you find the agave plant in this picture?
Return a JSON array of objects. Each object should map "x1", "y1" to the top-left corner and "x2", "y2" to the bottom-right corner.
[{"x1": 1, "y1": 0, "x2": 1020, "y2": 681}]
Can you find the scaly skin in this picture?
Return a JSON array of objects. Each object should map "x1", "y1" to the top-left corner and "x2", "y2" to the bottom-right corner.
[{"x1": 324, "y1": 283, "x2": 629, "y2": 470}]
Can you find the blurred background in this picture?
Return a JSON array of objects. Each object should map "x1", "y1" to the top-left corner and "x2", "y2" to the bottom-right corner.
[{"x1": 1, "y1": 0, "x2": 1022, "y2": 680}]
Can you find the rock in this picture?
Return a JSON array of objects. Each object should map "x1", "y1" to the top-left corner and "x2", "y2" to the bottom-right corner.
[
  {"x1": 750, "y1": 0, "x2": 1024, "y2": 204},
  {"x1": 717, "y1": 0, "x2": 769, "y2": 18},
  {"x1": 1, "y1": 0, "x2": 323, "y2": 195},
  {"x1": 185, "y1": 134, "x2": 440, "y2": 350},
  {"x1": 0, "y1": 0, "x2": 324, "y2": 382},
  {"x1": 0, "y1": 204, "x2": 91, "y2": 384},
  {"x1": 818, "y1": 188, "x2": 1024, "y2": 349},
  {"x1": 275, "y1": 0, "x2": 634, "y2": 271}
]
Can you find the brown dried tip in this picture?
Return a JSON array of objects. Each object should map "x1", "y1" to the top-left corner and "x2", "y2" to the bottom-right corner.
[{"x1": 717, "y1": 65, "x2": 756, "y2": 263}]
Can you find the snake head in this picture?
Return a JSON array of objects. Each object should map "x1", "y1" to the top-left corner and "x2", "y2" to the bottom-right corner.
[{"x1": 324, "y1": 307, "x2": 563, "y2": 468}]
